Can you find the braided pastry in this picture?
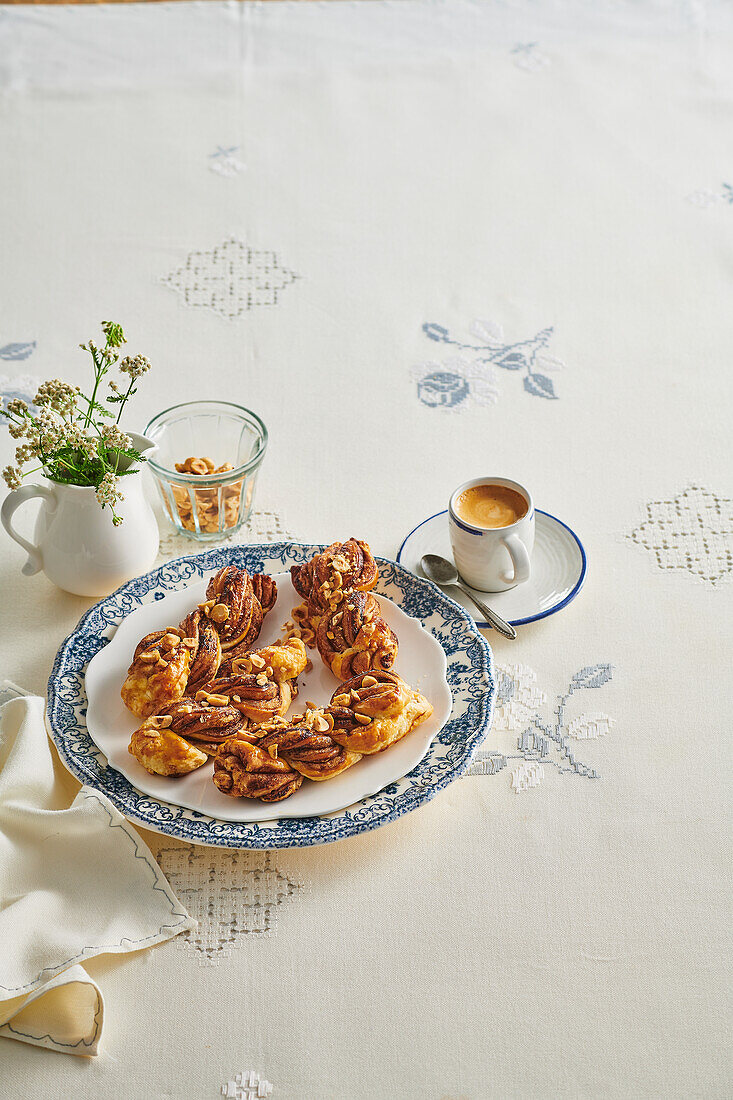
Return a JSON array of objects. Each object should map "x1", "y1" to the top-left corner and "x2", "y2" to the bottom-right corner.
[
  {"x1": 256, "y1": 708, "x2": 362, "y2": 781},
  {"x1": 195, "y1": 676, "x2": 295, "y2": 724},
  {"x1": 121, "y1": 628, "x2": 193, "y2": 719},
  {"x1": 157, "y1": 697, "x2": 254, "y2": 754},
  {"x1": 316, "y1": 591, "x2": 398, "y2": 680},
  {"x1": 251, "y1": 572, "x2": 277, "y2": 616},
  {"x1": 328, "y1": 671, "x2": 433, "y2": 754},
  {"x1": 179, "y1": 609, "x2": 222, "y2": 695},
  {"x1": 201, "y1": 566, "x2": 274, "y2": 652},
  {"x1": 213, "y1": 737, "x2": 303, "y2": 802},
  {"x1": 218, "y1": 636, "x2": 308, "y2": 682},
  {"x1": 128, "y1": 714, "x2": 209, "y2": 776},
  {"x1": 291, "y1": 538, "x2": 379, "y2": 616}
]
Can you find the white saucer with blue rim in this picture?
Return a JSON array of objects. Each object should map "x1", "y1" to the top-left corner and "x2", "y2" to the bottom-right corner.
[{"x1": 397, "y1": 509, "x2": 586, "y2": 628}]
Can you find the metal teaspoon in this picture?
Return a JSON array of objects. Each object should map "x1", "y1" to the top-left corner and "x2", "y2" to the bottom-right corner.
[{"x1": 420, "y1": 553, "x2": 517, "y2": 640}]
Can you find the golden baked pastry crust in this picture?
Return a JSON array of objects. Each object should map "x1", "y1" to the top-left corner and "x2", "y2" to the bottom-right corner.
[
  {"x1": 251, "y1": 572, "x2": 277, "y2": 616},
  {"x1": 256, "y1": 709, "x2": 362, "y2": 781},
  {"x1": 195, "y1": 676, "x2": 295, "y2": 724},
  {"x1": 291, "y1": 538, "x2": 379, "y2": 617},
  {"x1": 128, "y1": 718, "x2": 209, "y2": 776},
  {"x1": 203, "y1": 566, "x2": 265, "y2": 651},
  {"x1": 179, "y1": 609, "x2": 222, "y2": 695},
  {"x1": 213, "y1": 737, "x2": 303, "y2": 801},
  {"x1": 316, "y1": 591, "x2": 398, "y2": 680},
  {"x1": 328, "y1": 671, "x2": 433, "y2": 754},
  {"x1": 120, "y1": 628, "x2": 193, "y2": 719},
  {"x1": 158, "y1": 697, "x2": 254, "y2": 747},
  {"x1": 219, "y1": 636, "x2": 308, "y2": 682}
]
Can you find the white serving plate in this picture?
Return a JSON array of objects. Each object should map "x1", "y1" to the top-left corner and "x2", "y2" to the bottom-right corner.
[{"x1": 84, "y1": 571, "x2": 453, "y2": 821}]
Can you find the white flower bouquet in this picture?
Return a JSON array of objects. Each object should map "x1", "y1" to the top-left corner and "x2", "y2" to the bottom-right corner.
[{"x1": 1, "y1": 322, "x2": 151, "y2": 525}]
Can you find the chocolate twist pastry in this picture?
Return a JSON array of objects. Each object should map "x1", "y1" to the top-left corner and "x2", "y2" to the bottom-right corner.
[
  {"x1": 316, "y1": 591, "x2": 398, "y2": 680},
  {"x1": 257, "y1": 709, "x2": 362, "y2": 781},
  {"x1": 328, "y1": 671, "x2": 433, "y2": 755},
  {"x1": 121, "y1": 628, "x2": 193, "y2": 719},
  {"x1": 291, "y1": 538, "x2": 378, "y2": 616},
  {"x1": 251, "y1": 572, "x2": 277, "y2": 616},
  {"x1": 202, "y1": 565, "x2": 275, "y2": 652},
  {"x1": 218, "y1": 636, "x2": 308, "y2": 682},
  {"x1": 157, "y1": 697, "x2": 254, "y2": 755},
  {"x1": 195, "y1": 675, "x2": 295, "y2": 724},
  {"x1": 213, "y1": 737, "x2": 303, "y2": 802},
  {"x1": 128, "y1": 715, "x2": 209, "y2": 776},
  {"x1": 179, "y1": 609, "x2": 222, "y2": 695}
]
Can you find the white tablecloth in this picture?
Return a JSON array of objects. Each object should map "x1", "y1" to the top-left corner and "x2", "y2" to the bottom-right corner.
[{"x1": 0, "y1": 2, "x2": 731, "y2": 1096}]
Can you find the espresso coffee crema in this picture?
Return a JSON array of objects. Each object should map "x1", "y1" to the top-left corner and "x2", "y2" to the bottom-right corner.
[{"x1": 455, "y1": 484, "x2": 528, "y2": 529}]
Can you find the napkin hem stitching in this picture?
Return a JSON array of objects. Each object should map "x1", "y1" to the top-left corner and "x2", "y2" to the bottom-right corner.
[
  {"x1": 0, "y1": 789, "x2": 195, "y2": 995},
  {"x1": 0, "y1": 985, "x2": 103, "y2": 1052}
]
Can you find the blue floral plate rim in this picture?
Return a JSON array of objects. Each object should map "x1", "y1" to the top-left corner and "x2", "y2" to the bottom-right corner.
[{"x1": 46, "y1": 542, "x2": 496, "y2": 849}]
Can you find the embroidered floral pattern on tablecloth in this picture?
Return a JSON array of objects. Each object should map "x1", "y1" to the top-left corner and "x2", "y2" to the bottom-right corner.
[
  {"x1": 221, "y1": 1071, "x2": 274, "y2": 1099},
  {"x1": 209, "y1": 145, "x2": 246, "y2": 178},
  {"x1": 157, "y1": 847, "x2": 303, "y2": 964},
  {"x1": 411, "y1": 319, "x2": 564, "y2": 410},
  {"x1": 156, "y1": 509, "x2": 295, "y2": 563},
  {"x1": 466, "y1": 661, "x2": 615, "y2": 791},
  {"x1": 628, "y1": 485, "x2": 733, "y2": 585},
  {"x1": 686, "y1": 184, "x2": 733, "y2": 208},
  {"x1": 511, "y1": 43, "x2": 550, "y2": 72},
  {"x1": 161, "y1": 238, "x2": 298, "y2": 320}
]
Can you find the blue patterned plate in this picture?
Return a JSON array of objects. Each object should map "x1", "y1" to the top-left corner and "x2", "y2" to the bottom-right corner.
[{"x1": 46, "y1": 544, "x2": 495, "y2": 849}]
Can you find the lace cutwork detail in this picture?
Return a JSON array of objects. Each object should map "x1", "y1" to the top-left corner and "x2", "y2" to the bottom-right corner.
[
  {"x1": 221, "y1": 1071, "x2": 274, "y2": 1098},
  {"x1": 157, "y1": 847, "x2": 303, "y2": 963},
  {"x1": 161, "y1": 237, "x2": 298, "y2": 319},
  {"x1": 628, "y1": 485, "x2": 733, "y2": 585},
  {"x1": 156, "y1": 509, "x2": 295, "y2": 563}
]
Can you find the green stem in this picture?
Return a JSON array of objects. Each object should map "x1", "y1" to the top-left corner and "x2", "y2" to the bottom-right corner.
[
  {"x1": 84, "y1": 345, "x2": 106, "y2": 429},
  {"x1": 115, "y1": 378, "x2": 135, "y2": 424}
]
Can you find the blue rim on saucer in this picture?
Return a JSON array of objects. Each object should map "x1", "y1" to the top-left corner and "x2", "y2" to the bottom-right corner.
[{"x1": 397, "y1": 509, "x2": 587, "y2": 628}]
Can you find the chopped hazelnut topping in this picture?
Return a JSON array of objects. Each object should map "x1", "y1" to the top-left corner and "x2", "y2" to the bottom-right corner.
[
  {"x1": 204, "y1": 693, "x2": 230, "y2": 706},
  {"x1": 147, "y1": 714, "x2": 173, "y2": 729}
]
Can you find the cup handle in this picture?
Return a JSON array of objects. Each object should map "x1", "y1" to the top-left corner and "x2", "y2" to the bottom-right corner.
[
  {"x1": 501, "y1": 532, "x2": 531, "y2": 587},
  {"x1": 1, "y1": 483, "x2": 56, "y2": 576}
]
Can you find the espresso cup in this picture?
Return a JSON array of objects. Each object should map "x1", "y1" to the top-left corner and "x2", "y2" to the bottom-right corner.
[{"x1": 449, "y1": 477, "x2": 534, "y2": 592}]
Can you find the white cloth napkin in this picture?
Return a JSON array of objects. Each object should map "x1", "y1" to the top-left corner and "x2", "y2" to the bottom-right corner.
[{"x1": 0, "y1": 689, "x2": 196, "y2": 1056}]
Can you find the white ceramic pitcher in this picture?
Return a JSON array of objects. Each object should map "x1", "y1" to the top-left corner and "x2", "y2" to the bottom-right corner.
[{"x1": 1, "y1": 432, "x2": 160, "y2": 597}]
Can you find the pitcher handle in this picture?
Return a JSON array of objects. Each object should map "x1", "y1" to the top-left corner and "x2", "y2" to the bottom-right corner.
[
  {"x1": 1, "y1": 483, "x2": 56, "y2": 576},
  {"x1": 500, "y1": 532, "x2": 531, "y2": 587}
]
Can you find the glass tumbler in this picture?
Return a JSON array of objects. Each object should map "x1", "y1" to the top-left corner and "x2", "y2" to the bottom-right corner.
[{"x1": 144, "y1": 401, "x2": 268, "y2": 540}]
